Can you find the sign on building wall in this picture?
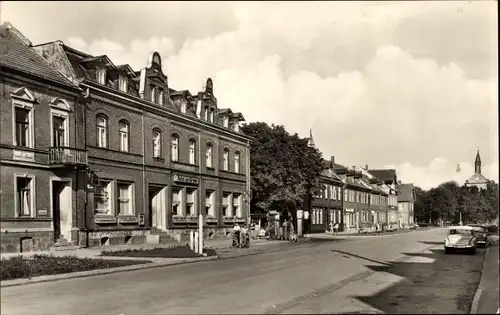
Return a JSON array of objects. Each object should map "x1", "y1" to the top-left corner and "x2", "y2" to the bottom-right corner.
[{"x1": 173, "y1": 174, "x2": 199, "y2": 185}]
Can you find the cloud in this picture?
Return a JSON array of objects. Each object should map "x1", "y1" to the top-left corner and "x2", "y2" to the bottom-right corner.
[{"x1": 3, "y1": 1, "x2": 497, "y2": 189}]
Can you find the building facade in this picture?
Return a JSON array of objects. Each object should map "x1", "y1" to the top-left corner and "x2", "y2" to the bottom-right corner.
[
  {"x1": 397, "y1": 183, "x2": 415, "y2": 228},
  {"x1": 0, "y1": 23, "x2": 86, "y2": 253},
  {"x1": 1, "y1": 23, "x2": 252, "y2": 252},
  {"x1": 465, "y1": 149, "x2": 489, "y2": 190}
]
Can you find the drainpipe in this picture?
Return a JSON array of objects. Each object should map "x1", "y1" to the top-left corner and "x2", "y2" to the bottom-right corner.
[{"x1": 141, "y1": 109, "x2": 146, "y2": 233}]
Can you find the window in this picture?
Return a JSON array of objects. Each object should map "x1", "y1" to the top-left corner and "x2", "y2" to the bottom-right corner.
[
  {"x1": 233, "y1": 193, "x2": 242, "y2": 218},
  {"x1": 204, "y1": 106, "x2": 209, "y2": 121},
  {"x1": 172, "y1": 188, "x2": 180, "y2": 216},
  {"x1": 209, "y1": 108, "x2": 215, "y2": 123},
  {"x1": 119, "y1": 75, "x2": 128, "y2": 92},
  {"x1": 119, "y1": 120, "x2": 129, "y2": 152},
  {"x1": 206, "y1": 144, "x2": 213, "y2": 168},
  {"x1": 153, "y1": 129, "x2": 162, "y2": 158},
  {"x1": 205, "y1": 190, "x2": 215, "y2": 217},
  {"x1": 171, "y1": 135, "x2": 179, "y2": 162},
  {"x1": 234, "y1": 152, "x2": 240, "y2": 173},
  {"x1": 223, "y1": 116, "x2": 229, "y2": 128},
  {"x1": 344, "y1": 189, "x2": 348, "y2": 201},
  {"x1": 52, "y1": 116, "x2": 66, "y2": 147},
  {"x1": 96, "y1": 115, "x2": 108, "y2": 148},
  {"x1": 150, "y1": 86, "x2": 157, "y2": 103},
  {"x1": 95, "y1": 180, "x2": 112, "y2": 214},
  {"x1": 223, "y1": 149, "x2": 229, "y2": 171},
  {"x1": 117, "y1": 182, "x2": 133, "y2": 215},
  {"x1": 15, "y1": 107, "x2": 31, "y2": 147},
  {"x1": 97, "y1": 68, "x2": 106, "y2": 84},
  {"x1": 323, "y1": 185, "x2": 328, "y2": 199},
  {"x1": 332, "y1": 186, "x2": 337, "y2": 200},
  {"x1": 159, "y1": 90, "x2": 165, "y2": 105},
  {"x1": 222, "y1": 192, "x2": 230, "y2": 217},
  {"x1": 181, "y1": 101, "x2": 187, "y2": 114},
  {"x1": 188, "y1": 140, "x2": 196, "y2": 164},
  {"x1": 186, "y1": 188, "x2": 196, "y2": 217},
  {"x1": 16, "y1": 177, "x2": 33, "y2": 217}
]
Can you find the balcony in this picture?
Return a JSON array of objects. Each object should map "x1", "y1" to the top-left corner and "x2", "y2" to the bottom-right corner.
[{"x1": 48, "y1": 147, "x2": 88, "y2": 166}]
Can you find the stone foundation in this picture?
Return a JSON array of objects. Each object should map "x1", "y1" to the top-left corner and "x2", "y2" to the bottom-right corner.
[
  {"x1": 1, "y1": 231, "x2": 53, "y2": 253},
  {"x1": 166, "y1": 227, "x2": 234, "y2": 243},
  {"x1": 80, "y1": 230, "x2": 149, "y2": 248}
]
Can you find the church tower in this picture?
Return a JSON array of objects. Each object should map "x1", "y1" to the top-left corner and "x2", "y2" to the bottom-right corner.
[
  {"x1": 475, "y1": 148, "x2": 482, "y2": 174},
  {"x1": 307, "y1": 129, "x2": 315, "y2": 148}
]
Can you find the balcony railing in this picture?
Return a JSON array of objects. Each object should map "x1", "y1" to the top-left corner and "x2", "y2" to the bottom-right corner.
[{"x1": 49, "y1": 147, "x2": 88, "y2": 166}]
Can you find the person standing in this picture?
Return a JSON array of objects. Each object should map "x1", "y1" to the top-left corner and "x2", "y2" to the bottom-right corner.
[{"x1": 232, "y1": 223, "x2": 241, "y2": 247}]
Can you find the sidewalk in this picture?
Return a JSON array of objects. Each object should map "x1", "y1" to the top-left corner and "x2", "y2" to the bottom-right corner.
[{"x1": 470, "y1": 242, "x2": 500, "y2": 314}]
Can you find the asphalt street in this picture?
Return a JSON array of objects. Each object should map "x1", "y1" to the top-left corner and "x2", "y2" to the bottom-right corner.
[{"x1": 0, "y1": 228, "x2": 487, "y2": 314}]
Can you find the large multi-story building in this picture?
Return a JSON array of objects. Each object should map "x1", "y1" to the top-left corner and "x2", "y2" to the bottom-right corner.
[
  {"x1": 1, "y1": 23, "x2": 252, "y2": 252},
  {"x1": 397, "y1": 182, "x2": 415, "y2": 227},
  {"x1": 0, "y1": 23, "x2": 85, "y2": 253},
  {"x1": 465, "y1": 149, "x2": 489, "y2": 190}
]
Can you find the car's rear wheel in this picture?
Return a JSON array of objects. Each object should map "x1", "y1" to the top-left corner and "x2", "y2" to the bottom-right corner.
[
  {"x1": 445, "y1": 248, "x2": 451, "y2": 254},
  {"x1": 469, "y1": 248, "x2": 477, "y2": 255}
]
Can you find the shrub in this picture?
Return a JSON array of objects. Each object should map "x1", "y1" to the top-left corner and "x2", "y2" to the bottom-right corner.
[{"x1": 1, "y1": 254, "x2": 147, "y2": 281}]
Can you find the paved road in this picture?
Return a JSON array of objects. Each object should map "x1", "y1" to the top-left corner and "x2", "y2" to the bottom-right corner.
[{"x1": 0, "y1": 228, "x2": 485, "y2": 314}]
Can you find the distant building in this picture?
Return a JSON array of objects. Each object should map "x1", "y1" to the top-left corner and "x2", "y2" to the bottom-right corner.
[
  {"x1": 465, "y1": 149, "x2": 489, "y2": 190},
  {"x1": 397, "y1": 183, "x2": 415, "y2": 228}
]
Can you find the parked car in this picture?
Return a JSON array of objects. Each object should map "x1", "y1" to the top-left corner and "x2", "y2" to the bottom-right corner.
[
  {"x1": 467, "y1": 224, "x2": 489, "y2": 247},
  {"x1": 444, "y1": 225, "x2": 477, "y2": 255}
]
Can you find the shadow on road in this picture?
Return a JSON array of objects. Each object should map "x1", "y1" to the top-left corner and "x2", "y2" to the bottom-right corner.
[
  {"x1": 348, "y1": 244, "x2": 486, "y2": 314},
  {"x1": 331, "y1": 250, "x2": 390, "y2": 266},
  {"x1": 418, "y1": 241, "x2": 444, "y2": 245}
]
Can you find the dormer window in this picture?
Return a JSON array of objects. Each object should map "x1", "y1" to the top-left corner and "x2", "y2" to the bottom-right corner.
[
  {"x1": 181, "y1": 100, "x2": 187, "y2": 114},
  {"x1": 209, "y1": 108, "x2": 215, "y2": 123},
  {"x1": 223, "y1": 116, "x2": 229, "y2": 128},
  {"x1": 97, "y1": 68, "x2": 107, "y2": 85},
  {"x1": 150, "y1": 86, "x2": 157, "y2": 103},
  {"x1": 119, "y1": 75, "x2": 128, "y2": 93},
  {"x1": 159, "y1": 90, "x2": 165, "y2": 105},
  {"x1": 233, "y1": 122, "x2": 240, "y2": 132},
  {"x1": 204, "y1": 106, "x2": 209, "y2": 121}
]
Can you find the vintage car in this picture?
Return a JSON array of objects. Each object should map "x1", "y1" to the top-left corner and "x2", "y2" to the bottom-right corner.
[
  {"x1": 467, "y1": 224, "x2": 489, "y2": 247},
  {"x1": 444, "y1": 225, "x2": 477, "y2": 254}
]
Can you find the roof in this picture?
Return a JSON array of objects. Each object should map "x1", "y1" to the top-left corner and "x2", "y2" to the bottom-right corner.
[
  {"x1": 0, "y1": 22, "x2": 78, "y2": 90},
  {"x1": 367, "y1": 169, "x2": 397, "y2": 183},
  {"x1": 397, "y1": 183, "x2": 414, "y2": 202},
  {"x1": 466, "y1": 173, "x2": 489, "y2": 184}
]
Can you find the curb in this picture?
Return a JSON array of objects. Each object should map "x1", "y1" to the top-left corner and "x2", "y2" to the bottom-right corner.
[
  {"x1": 469, "y1": 240, "x2": 499, "y2": 314},
  {"x1": 1, "y1": 255, "x2": 218, "y2": 288},
  {"x1": 469, "y1": 247, "x2": 490, "y2": 314}
]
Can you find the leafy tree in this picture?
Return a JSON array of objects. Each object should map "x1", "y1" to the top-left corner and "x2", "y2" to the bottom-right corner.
[{"x1": 241, "y1": 122, "x2": 325, "y2": 227}]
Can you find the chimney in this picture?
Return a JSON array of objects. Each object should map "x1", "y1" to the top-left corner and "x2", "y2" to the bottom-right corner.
[
  {"x1": 331, "y1": 156, "x2": 335, "y2": 164},
  {"x1": 365, "y1": 165, "x2": 368, "y2": 170}
]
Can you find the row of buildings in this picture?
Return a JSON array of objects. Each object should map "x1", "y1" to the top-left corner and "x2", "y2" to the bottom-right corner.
[
  {"x1": 0, "y1": 23, "x2": 416, "y2": 253},
  {"x1": 303, "y1": 134, "x2": 415, "y2": 234},
  {"x1": 0, "y1": 23, "x2": 252, "y2": 253}
]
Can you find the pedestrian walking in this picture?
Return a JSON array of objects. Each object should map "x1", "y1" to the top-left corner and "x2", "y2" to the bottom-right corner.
[{"x1": 232, "y1": 223, "x2": 241, "y2": 248}]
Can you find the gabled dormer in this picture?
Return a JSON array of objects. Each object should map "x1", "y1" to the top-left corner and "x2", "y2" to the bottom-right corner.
[
  {"x1": 195, "y1": 78, "x2": 218, "y2": 123},
  {"x1": 228, "y1": 112, "x2": 245, "y2": 132},
  {"x1": 115, "y1": 64, "x2": 138, "y2": 95},
  {"x1": 79, "y1": 55, "x2": 116, "y2": 85},
  {"x1": 170, "y1": 89, "x2": 197, "y2": 117},
  {"x1": 217, "y1": 108, "x2": 233, "y2": 127},
  {"x1": 139, "y1": 52, "x2": 170, "y2": 106}
]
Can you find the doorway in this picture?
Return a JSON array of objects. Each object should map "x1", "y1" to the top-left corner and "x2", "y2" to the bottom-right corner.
[
  {"x1": 51, "y1": 179, "x2": 72, "y2": 243},
  {"x1": 149, "y1": 185, "x2": 167, "y2": 230}
]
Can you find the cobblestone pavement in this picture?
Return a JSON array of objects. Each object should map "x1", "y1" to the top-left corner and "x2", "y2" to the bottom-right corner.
[{"x1": 1, "y1": 227, "x2": 487, "y2": 315}]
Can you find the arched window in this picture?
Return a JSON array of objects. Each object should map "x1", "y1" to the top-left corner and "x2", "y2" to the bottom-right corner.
[
  {"x1": 153, "y1": 129, "x2": 162, "y2": 158},
  {"x1": 223, "y1": 148, "x2": 229, "y2": 171},
  {"x1": 119, "y1": 120, "x2": 129, "y2": 152},
  {"x1": 206, "y1": 143, "x2": 213, "y2": 168},
  {"x1": 170, "y1": 134, "x2": 179, "y2": 162},
  {"x1": 96, "y1": 115, "x2": 108, "y2": 148},
  {"x1": 234, "y1": 151, "x2": 240, "y2": 173},
  {"x1": 188, "y1": 139, "x2": 196, "y2": 164}
]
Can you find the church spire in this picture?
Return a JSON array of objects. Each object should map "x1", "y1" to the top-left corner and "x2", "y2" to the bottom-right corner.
[
  {"x1": 307, "y1": 129, "x2": 315, "y2": 148},
  {"x1": 475, "y1": 147, "x2": 482, "y2": 174}
]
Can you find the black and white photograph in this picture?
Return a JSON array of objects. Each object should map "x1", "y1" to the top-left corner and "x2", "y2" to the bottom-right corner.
[{"x1": 0, "y1": 1, "x2": 498, "y2": 314}]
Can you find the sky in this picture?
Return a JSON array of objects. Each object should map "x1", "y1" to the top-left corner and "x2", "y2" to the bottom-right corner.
[{"x1": 1, "y1": 1, "x2": 498, "y2": 190}]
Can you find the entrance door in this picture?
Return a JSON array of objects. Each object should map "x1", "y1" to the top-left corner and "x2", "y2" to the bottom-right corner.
[
  {"x1": 149, "y1": 185, "x2": 166, "y2": 230},
  {"x1": 52, "y1": 180, "x2": 72, "y2": 242}
]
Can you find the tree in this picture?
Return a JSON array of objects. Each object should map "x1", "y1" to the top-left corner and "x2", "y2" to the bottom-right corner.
[{"x1": 241, "y1": 122, "x2": 325, "y2": 226}]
